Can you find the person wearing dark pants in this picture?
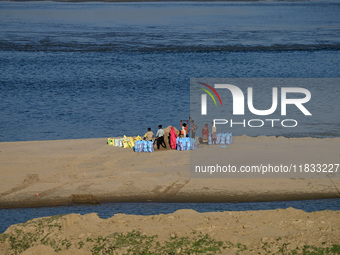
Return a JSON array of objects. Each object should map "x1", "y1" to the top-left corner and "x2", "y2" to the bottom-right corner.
[{"x1": 156, "y1": 125, "x2": 167, "y2": 149}]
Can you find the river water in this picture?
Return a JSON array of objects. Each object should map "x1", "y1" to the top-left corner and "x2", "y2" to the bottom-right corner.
[
  {"x1": 0, "y1": 0, "x2": 339, "y2": 232},
  {"x1": 1, "y1": 199, "x2": 339, "y2": 233},
  {"x1": 1, "y1": 0, "x2": 339, "y2": 141}
]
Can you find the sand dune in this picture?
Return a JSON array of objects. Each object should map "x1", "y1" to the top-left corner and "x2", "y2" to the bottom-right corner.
[{"x1": 0, "y1": 208, "x2": 339, "y2": 254}]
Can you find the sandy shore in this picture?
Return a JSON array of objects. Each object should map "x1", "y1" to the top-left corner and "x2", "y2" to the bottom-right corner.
[
  {"x1": 0, "y1": 136, "x2": 339, "y2": 208},
  {"x1": 0, "y1": 208, "x2": 339, "y2": 254}
]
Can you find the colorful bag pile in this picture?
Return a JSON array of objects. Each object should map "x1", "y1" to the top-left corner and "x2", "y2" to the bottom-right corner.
[
  {"x1": 108, "y1": 136, "x2": 143, "y2": 148},
  {"x1": 122, "y1": 135, "x2": 134, "y2": 148},
  {"x1": 134, "y1": 140, "x2": 154, "y2": 152},
  {"x1": 209, "y1": 133, "x2": 233, "y2": 145},
  {"x1": 108, "y1": 138, "x2": 124, "y2": 147},
  {"x1": 176, "y1": 137, "x2": 198, "y2": 151},
  {"x1": 115, "y1": 138, "x2": 123, "y2": 147}
]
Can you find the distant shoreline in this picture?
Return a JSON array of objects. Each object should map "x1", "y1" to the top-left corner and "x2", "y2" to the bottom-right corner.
[
  {"x1": 0, "y1": 193, "x2": 339, "y2": 209},
  {"x1": 5, "y1": 0, "x2": 306, "y2": 3},
  {"x1": 1, "y1": 189, "x2": 340, "y2": 209}
]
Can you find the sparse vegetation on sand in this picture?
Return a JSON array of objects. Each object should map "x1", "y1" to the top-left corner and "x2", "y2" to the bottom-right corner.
[{"x1": 0, "y1": 211, "x2": 339, "y2": 255}]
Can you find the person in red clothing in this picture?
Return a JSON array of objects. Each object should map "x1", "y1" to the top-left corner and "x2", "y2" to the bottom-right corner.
[
  {"x1": 202, "y1": 123, "x2": 209, "y2": 144},
  {"x1": 169, "y1": 126, "x2": 177, "y2": 149}
]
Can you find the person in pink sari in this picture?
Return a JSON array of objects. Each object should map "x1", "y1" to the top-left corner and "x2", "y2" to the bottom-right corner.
[
  {"x1": 202, "y1": 123, "x2": 209, "y2": 144},
  {"x1": 169, "y1": 126, "x2": 178, "y2": 149}
]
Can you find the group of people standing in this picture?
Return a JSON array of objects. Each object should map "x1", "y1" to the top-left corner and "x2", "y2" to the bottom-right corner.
[
  {"x1": 179, "y1": 119, "x2": 198, "y2": 139},
  {"x1": 143, "y1": 119, "x2": 199, "y2": 150},
  {"x1": 202, "y1": 122, "x2": 217, "y2": 144},
  {"x1": 144, "y1": 125, "x2": 167, "y2": 150},
  {"x1": 144, "y1": 119, "x2": 217, "y2": 150}
]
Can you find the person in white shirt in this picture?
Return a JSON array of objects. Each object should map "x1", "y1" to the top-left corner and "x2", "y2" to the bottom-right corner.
[
  {"x1": 155, "y1": 125, "x2": 167, "y2": 149},
  {"x1": 211, "y1": 121, "x2": 217, "y2": 144}
]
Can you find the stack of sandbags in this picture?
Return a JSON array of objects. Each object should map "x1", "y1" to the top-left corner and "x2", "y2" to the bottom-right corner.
[
  {"x1": 107, "y1": 136, "x2": 142, "y2": 148},
  {"x1": 208, "y1": 133, "x2": 233, "y2": 145},
  {"x1": 176, "y1": 137, "x2": 198, "y2": 151},
  {"x1": 134, "y1": 140, "x2": 154, "y2": 152},
  {"x1": 107, "y1": 137, "x2": 124, "y2": 147}
]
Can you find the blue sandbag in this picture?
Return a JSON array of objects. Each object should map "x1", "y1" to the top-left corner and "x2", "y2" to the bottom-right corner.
[
  {"x1": 134, "y1": 140, "x2": 141, "y2": 152},
  {"x1": 177, "y1": 137, "x2": 185, "y2": 151},
  {"x1": 190, "y1": 138, "x2": 198, "y2": 150},
  {"x1": 220, "y1": 133, "x2": 226, "y2": 145},
  {"x1": 186, "y1": 137, "x2": 191, "y2": 150},
  {"x1": 181, "y1": 138, "x2": 186, "y2": 150},
  {"x1": 147, "y1": 140, "x2": 154, "y2": 152},
  {"x1": 226, "y1": 133, "x2": 233, "y2": 144},
  {"x1": 216, "y1": 133, "x2": 222, "y2": 144},
  {"x1": 142, "y1": 140, "x2": 148, "y2": 152},
  {"x1": 176, "y1": 137, "x2": 197, "y2": 151}
]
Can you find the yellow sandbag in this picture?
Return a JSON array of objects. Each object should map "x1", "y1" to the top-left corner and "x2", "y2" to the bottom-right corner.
[
  {"x1": 127, "y1": 137, "x2": 134, "y2": 147},
  {"x1": 134, "y1": 135, "x2": 142, "y2": 141},
  {"x1": 123, "y1": 136, "x2": 128, "y2": 148},
  {"x1": 123, "y1": 140, "x2": 129, "y2": 148},
  {"x1": 123, "y1": 135, "x2": 133, "y2": 148},
  {"x1": 108, "y1": 138, "x2": 114, "y2": 146},
  {"x1": 127, "y1": 140, "x2": 133, "y2": 148}
]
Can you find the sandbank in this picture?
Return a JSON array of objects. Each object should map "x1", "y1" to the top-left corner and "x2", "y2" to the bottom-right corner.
[{"x1": 0, "y1": 136, "x2": 339, "y2": 208}]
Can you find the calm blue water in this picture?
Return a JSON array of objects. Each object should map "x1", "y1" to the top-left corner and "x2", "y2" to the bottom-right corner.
[
  {"x1": 0, "y1": 199, "x2": 339, "y2": 233},
  {"x1": 0, "y1": 1, "x2": 339, "y2": 141}
]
